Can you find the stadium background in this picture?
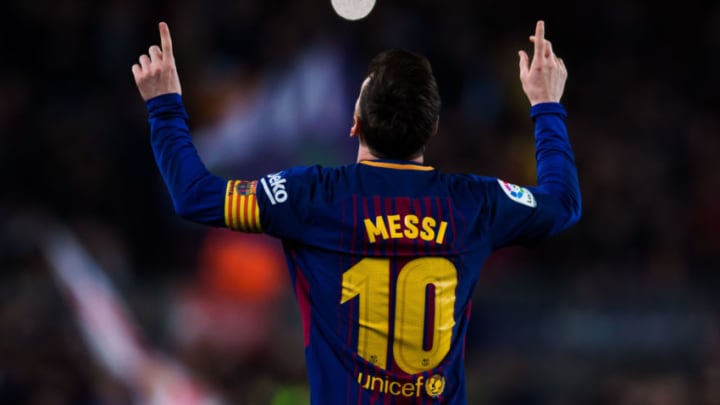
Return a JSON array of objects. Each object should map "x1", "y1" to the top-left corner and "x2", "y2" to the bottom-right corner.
[{"x1": 1, "y1": 0, "x2": 719, "y2": 403}]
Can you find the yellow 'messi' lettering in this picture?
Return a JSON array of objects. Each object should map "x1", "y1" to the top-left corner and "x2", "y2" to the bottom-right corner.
[{"x1": 364, "y1": 215, "x2": 448, "y2": 244}]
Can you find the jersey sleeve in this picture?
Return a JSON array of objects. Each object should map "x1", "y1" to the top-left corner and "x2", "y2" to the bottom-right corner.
[
  {"x1": 147, "y1": 93, "x2": 317, "y2": 236},
  {"x1": 483, "y1": 178, "x2": 572, "y2": 248},
  {"x1": 249, "y1": 166, "x2": 322, "y2": 241},
  {"x1": 223, "y1": 167, "x2": 319, "y2": 236},
  {"x1": 147, "y1": 93, "x2": 227, "y2": 227},
  {"x1": 484, "y1": 102, "x2": 581, "y2": 248}
]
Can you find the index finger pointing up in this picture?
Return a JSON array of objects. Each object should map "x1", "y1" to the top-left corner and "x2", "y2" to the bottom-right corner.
[
  {"x1": 533, "y1": 20, "x2": 545, "y2": 57},
  {"x1": 159, "y1": 22, "x2": 173, "y2": 58}
]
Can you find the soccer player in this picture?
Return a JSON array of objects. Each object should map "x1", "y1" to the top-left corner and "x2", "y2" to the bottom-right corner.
[{"x1": 132, "y1": 20, "x2": 580, "y2": 404}]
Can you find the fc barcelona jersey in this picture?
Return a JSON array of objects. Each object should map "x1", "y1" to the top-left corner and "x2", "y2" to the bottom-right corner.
[{"x1": 146, "y1": 94, "x2": 581, "y2": 404}]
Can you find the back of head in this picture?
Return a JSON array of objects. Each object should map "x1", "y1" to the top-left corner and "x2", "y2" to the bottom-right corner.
[{"x1": 359, "y1": 49, "x2": 442, "y2": 160}]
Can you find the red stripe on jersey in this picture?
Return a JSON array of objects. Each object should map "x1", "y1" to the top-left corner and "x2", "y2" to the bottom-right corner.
[
  {"x1": 347, "y1": 286, "x2": 355, "y2": 347},
  {"x1": 244, "y1": 195, "x2": 251, "y2": 231},
  {"x1": 233, "y1": 181, "x2": 243, "y2": 230},
  {"x1": 423, "y1": 284, "x2": 436, "y2": 351},
  {"x1": 445, "y1": 197, "x2": 457, "y2": 255},
  {"x1": 352, "y1": 195, "x2": 358, "y2": 254},
  {"x1": 412, "y1": 199, "x2": 423, "y2": 256},
  {"x1": 361, "y1": 197, "x2": 370, "y2": 257},
  {"x1": 243, "y1": 194, "x2": 252, "y2": 230},
  {"x1": 393, "y1": 197, "x2": 412, "y2": 256},
  {"x1": 225, "y1": 180, "x2": 236, "y2": 229},
  {"x1": 234, "y1": 189, "x2": 243, "y2": 231},
  {"x1": 461, "y1": 301, "x2": 472, "y2": 361},
  {"x1": 240, "y1": 194, "x2": 248, "y2": 231},
  {"x1": 373, "y1": 196, "x2": 383, "y2": 256},
  {"x1": 434, "y1": 196, "x2": 449, "y2": 249},
  {"x1": 423, "y1": 197, "x2": 433, "y2": 255},
  {"x1": 339, "y1": 198, "x2": 346, "y2": 336},
  {"x1": 293, "y1": 258, "x2": 312, "y2": 347}
]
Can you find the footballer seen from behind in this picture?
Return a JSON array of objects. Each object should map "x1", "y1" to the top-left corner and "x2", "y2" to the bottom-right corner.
[{"x1": 132, "y1": 20, "x2": 581, "y2": 404}]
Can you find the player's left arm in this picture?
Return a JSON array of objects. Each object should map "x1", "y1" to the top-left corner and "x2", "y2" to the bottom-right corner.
[
  {"x1": 488, "y1": 103, "x2": 581, "y2": 248},
  {"x1": 487, "y1": 21, "x2": 581, "y2": 248}
]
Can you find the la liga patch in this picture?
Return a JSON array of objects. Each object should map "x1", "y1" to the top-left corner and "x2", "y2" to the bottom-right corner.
[{"x1": 497, "y1": 179, "x2": 536, "y2": 208}]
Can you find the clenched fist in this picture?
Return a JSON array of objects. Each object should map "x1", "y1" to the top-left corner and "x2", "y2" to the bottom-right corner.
[
  {"x1": 518, "y1": 21, "x2": 567, "y2": 106},
  {"x1": 132, "y1": 22, "x2": 182, "y2": 101}
]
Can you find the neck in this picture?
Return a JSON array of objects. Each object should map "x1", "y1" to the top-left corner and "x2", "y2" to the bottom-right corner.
[{"x1": 355, "y1": 144, "x2": 424, "y2": 164}]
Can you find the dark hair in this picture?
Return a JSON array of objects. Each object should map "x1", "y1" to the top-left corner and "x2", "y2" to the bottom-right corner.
[{"x1": 358, "y1": 49, "x2": 441, "y2": 160}]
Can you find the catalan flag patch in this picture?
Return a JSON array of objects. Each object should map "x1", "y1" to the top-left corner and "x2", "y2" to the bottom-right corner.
[{"x1": 225, "y1": 180, "x2": 262, "y2": 232}]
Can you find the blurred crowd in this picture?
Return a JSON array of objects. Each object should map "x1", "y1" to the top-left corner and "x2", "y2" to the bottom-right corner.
[{"x1": 2, "y1": 0, "x2": 720, "y2": 403}]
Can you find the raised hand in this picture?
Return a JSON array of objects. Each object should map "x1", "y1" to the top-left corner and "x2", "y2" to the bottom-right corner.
[
  {"x1": 132, "y1": 22, "x2": 182, "y2": 101},
  {"x1": 518, "y1": 20, "x2": 567, "y2": 106}
]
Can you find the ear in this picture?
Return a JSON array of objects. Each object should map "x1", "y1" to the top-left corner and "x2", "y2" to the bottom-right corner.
[
  {"x1": 350, "y1": 113, "x2": 361, "y2": 138},
  {"x1": 432, "y1": 117, "x2": 439, "y2": 137}
]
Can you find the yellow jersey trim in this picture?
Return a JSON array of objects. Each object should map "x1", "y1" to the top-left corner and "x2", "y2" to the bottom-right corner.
[{"x1": 359, "y1": 161, "x2": 434, "y2": 171}]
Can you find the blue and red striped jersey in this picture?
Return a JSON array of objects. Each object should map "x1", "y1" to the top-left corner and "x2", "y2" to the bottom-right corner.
[{"x1": 146, "y1": 93, "x2": 581, "y2": 404}]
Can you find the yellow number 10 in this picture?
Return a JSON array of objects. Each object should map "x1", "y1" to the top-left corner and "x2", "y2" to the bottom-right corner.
[{"x1": 341, "y1": 257, "x2": 457, "y2": 374}]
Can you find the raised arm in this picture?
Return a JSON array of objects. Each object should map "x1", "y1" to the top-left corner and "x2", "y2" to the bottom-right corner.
[
  {"x1": 488, "y1": 21, "x2": 580, "y2": 248},
  {"x1": 521, "y1": 20, "x2": 580, "y2": 234},
  {"x1": 131, "y1": 23, "x2": 228, "y2": 227}
]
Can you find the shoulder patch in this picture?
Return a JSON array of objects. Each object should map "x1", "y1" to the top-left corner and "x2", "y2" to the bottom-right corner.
[{"x1": 497, "y1": 179, "x2": 536, "y2": 208}]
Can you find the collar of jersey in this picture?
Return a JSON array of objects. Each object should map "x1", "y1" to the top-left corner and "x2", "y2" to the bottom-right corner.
[{"x1": 359, "y1": 159, "x2": 435, "y2": 171}]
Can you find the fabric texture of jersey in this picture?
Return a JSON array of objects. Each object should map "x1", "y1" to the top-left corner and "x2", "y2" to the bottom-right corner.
[{"x1": 146, "y1": 93, "x2": 581, "y2": 404}]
